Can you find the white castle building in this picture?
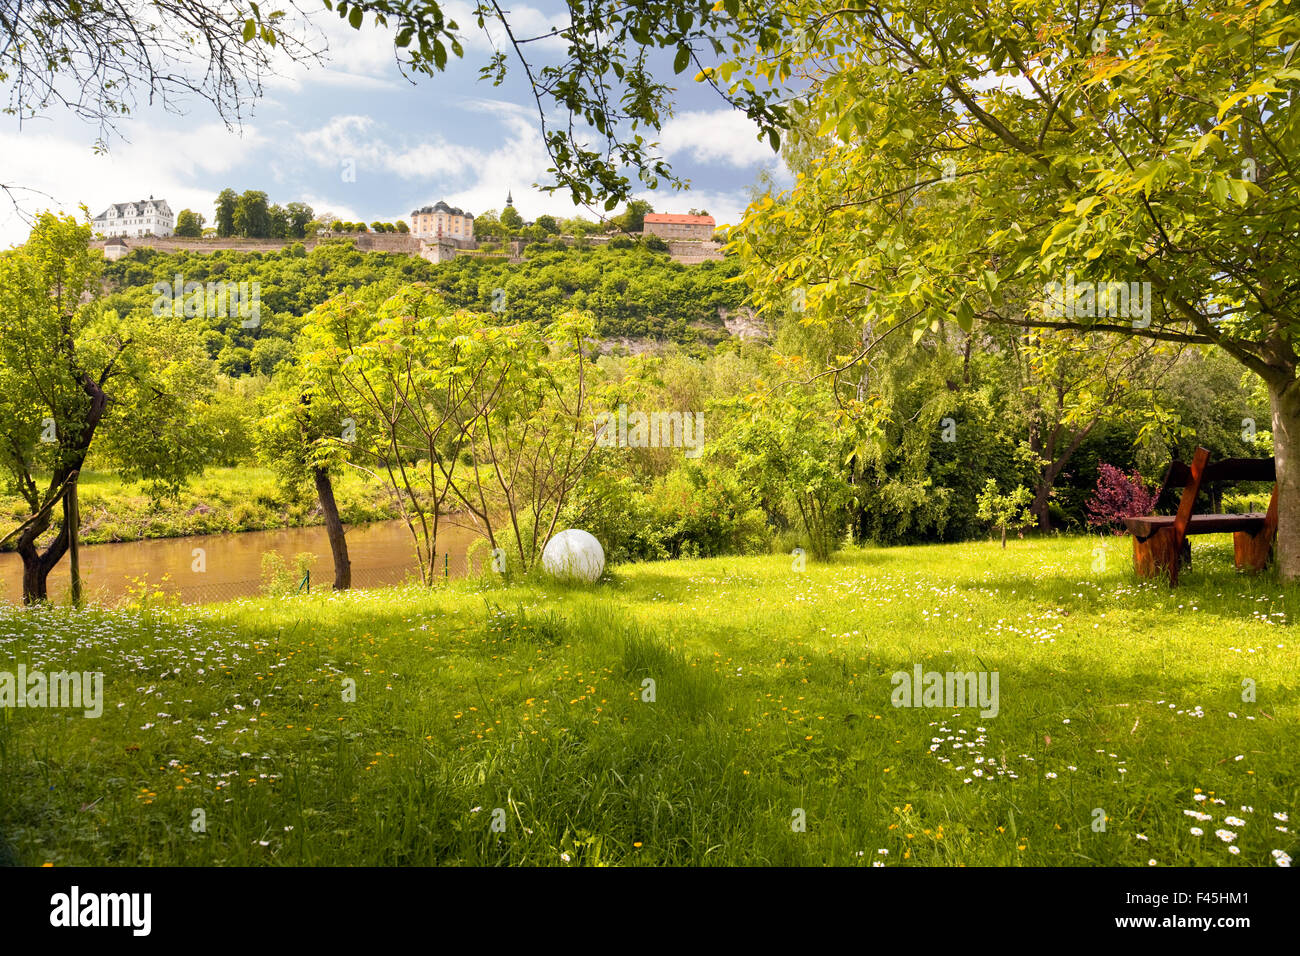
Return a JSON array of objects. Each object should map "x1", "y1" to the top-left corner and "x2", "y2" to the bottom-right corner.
[{"x1": 92, "y1": 197, "x2": 174, "y2": 237}]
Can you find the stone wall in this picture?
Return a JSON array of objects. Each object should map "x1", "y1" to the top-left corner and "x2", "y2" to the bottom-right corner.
[{"x1": 91, "y1": 233, "x2": 427, "y2": 256}]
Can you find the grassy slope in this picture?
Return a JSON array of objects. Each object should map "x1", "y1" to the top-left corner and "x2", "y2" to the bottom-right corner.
[
  {"x1": 0, "y1": 534, "x2": 1296, "y2": 866},
  {"x1": 1, "y1": 466, "x2": 399, "y2": 546}
]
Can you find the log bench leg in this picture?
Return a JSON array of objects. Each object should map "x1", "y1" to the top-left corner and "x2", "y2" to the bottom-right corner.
[
  {"x1": 1133, "y1": 528, "x2": 1180, "y2": 581},
  {"x1": 1233, "y1": 528, "x2": 1273, "y2": 572}
]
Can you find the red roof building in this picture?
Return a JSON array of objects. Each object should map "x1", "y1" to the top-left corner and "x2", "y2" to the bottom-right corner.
[{"x1": 642, "y1": 213, "x2": 716, "y2": 241}]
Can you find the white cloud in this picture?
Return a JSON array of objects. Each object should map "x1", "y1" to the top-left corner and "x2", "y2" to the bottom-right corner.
[
  {"x1": 296, "y1": 115, "x2": 480, "y2": 181},
  {"x1": 657, "y1": 109, "x2": 779, "y2": 168},
  {"x1": 0, "y1": 123, "x2": 264, "y2": 246}
]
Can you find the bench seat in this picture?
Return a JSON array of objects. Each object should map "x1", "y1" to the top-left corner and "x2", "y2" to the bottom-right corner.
[{"x1": 1124, "y1": 512, "x2": 1269, "y2": 538}]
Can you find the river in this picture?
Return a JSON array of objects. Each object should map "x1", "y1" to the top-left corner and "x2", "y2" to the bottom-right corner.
[{"x1": 0, "y1": 518, "x2": 485, "y2": 605}]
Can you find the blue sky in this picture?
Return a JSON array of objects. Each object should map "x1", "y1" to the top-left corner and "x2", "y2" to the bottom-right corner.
[{"x1": 0, "y1": 3, "x2": 789, "y2": 245}]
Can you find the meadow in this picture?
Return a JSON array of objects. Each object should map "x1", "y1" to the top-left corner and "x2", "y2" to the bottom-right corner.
[{"x1": 0, "y1": 534, "x2": 1295, "y2": 867}]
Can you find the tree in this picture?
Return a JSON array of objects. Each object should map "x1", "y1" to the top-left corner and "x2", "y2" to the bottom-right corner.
[
  {"x1": 735, "y1": 1, "x2": 1300, "y2": 577},
  {"x1": 268, "y1": 203, "x2": 290, "y2": 239},
  {"x1": 235, "y1": 190, "x2": 270, "y2": 238},
  {"x1": 0, "y1": 3, "x2": 322, "y2": 154},
  {"x1": 561, "y1": 216, "x2": 597, "y2": 237},
  {"x1": 998, "y1": 326, "x2": 1182, "y2": 530},
  {"x1": 395, "y1": 219, "x2": 410, "y2": 234},
  {"x1": 215, "y1": 188, "x2": 238, "y2": 238},
  {"x1": 328, "y1": 1, "x2": 787, "y2": 207},
  {"x1": 286, "y1": 201, "x2": 315, "y2": 238},
  {"x1": 174, "y1": 209, "x2": 205, "y2": 237},
  {"x1": 614, "y1": 199, "x2": 652, "y2": 233},
  {"x1": 0, "y1": 214, "x2": 208, "y2": 601},
  {"x1": 301, "y1": 283, "x2": 495, "y2": 583},
  {"x1": 255, "y1": 361, "x2": 354, "y2": 590},
  {"x1": 5, "y1": 3, "x2": 795, "y2": 226},
  {"x1": 474, "y1": 210, "x2": 503, "y2": 241},
  {"x1": 500, "y1": 205, "x2": 524, "y2": 234},
  {"x1": 976, "y1": 480, "x2": 1035, "y2": 549},
  {"x1": 535, "y1": 214, "x2": 559, "y2": 235}
]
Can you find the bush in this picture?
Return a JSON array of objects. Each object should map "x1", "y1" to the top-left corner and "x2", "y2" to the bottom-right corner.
[
  {"x1": 260, "y1": 550, "x2": 317, "y2": 596},
  {"x1": 1085, "y1": 463, "x2": 1159, "y2": 533},
  {"x1": 564, "y1": 461, "x2": 771, "y2": 563}
]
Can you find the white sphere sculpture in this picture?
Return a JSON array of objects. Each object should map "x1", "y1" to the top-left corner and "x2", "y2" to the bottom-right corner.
[{"x1": 541, "y1": 529, "x2": 605, "y2": 583}]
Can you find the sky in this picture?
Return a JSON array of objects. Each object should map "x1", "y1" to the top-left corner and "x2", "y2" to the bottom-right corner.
[{"x1": 0, "y1": 3, "x2": 789, "y2": 246}]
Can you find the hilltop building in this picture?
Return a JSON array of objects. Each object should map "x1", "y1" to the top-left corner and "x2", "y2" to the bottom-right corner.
[
  {"x1": 92, "y1": 197, "x2": 174, "y2": 237},
  {"x1": 409, "y1": 200, "x2": 474, "y2": 240},
  {"x1": 642, "y1": 212, "x2": 716, "y2": 241}
]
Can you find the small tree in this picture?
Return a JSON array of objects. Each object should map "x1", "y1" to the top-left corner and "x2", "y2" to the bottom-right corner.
[
  {"x1": 1085, "y1": 464, "x2": 1160, "y2": 535},
  {"x1": 976, "y1": 479, "x2": 1034, "y2": 549},
  {"x1": 0, "y1": 213, "x2": 209, "y2": 601},
  {"x1": 174, "y1": 209, "x2": 204, "y2": 237}
]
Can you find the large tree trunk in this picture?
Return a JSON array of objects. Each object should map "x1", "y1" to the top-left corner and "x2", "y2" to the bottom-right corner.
[
  {"x1": 17, "y1": 513, "x2": 71, "y2": 605},
  {"x1": 18, "y1": 371, "x2": 109, "y2": 603},
  {"x1": 1031, "y1": 482, "x2": 1053, "y2": 532},
  {"x1": 1269, "y1": 376, "x2": 1300, "y2": 581},
  {"x1": 314, "y1": 466, "x2": 351, "y2": 590}
]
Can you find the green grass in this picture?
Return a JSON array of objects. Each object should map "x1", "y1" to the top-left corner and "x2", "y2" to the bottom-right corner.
[
  {"x1": 1, "y1": 465, "x2": 399, "y2": 546},
  {"x1": 0, "y1": 534, "x2": 1296, "y2": 866}
]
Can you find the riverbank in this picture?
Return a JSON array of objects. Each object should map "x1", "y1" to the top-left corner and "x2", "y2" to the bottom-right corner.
[
  {"x1": 0, "y1": 466, "x2": 400, "y2": 547},
  {"x1": 1, "y1": 535, "x2": 1295, "y2": 866}
]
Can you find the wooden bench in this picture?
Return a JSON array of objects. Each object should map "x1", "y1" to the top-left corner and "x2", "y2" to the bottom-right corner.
[{"x1": 1124, "y1": 446, "x2": 1277, "y2": 585}]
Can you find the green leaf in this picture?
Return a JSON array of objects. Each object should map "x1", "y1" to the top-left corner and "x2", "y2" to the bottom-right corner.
[
  {"x1": 955, "y1": 299, "x2": 974, "y2": 332},
  {"x1": 673, "y1": 44, "x2": 690, "y2": 75},
  {"x1": 1209, "y1": 174, "x2": 1229, "y2": 205},
  {"x1": 1189, "y1": 132, "x2": 1223, "y2": 160},
  {"x1": 243, "y1": 18, "x2": 256, "y2": 42},
  {"x1": 348, "y1": 6, "x2": 362, "y2": 29},
  {"x1": 1040, "y1": 219, "x2": 1074, "y2": 255}
]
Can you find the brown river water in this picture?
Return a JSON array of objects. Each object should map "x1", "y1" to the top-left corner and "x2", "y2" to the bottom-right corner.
[{"x1": 0, "y1": 519, "x2": 485, "y2": 605}]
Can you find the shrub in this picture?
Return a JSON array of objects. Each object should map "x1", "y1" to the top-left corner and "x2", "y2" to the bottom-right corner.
[
  {"x1": 1084, "y1": 463, "x2": 1159, "y2": 533},
  {"x1": 260, "y1": 550, "x2": 317, "y2": 596}
]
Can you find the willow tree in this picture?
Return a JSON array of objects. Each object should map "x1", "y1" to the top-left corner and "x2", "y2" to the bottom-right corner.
[{"x1": 732, "y1": 1, "x2": 1300, "y2": 576}]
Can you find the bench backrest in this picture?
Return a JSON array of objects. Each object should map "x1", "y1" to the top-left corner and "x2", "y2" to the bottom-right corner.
[{"x1": 1162, "y1": 454, "x2": 1275, "y2": 489}]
